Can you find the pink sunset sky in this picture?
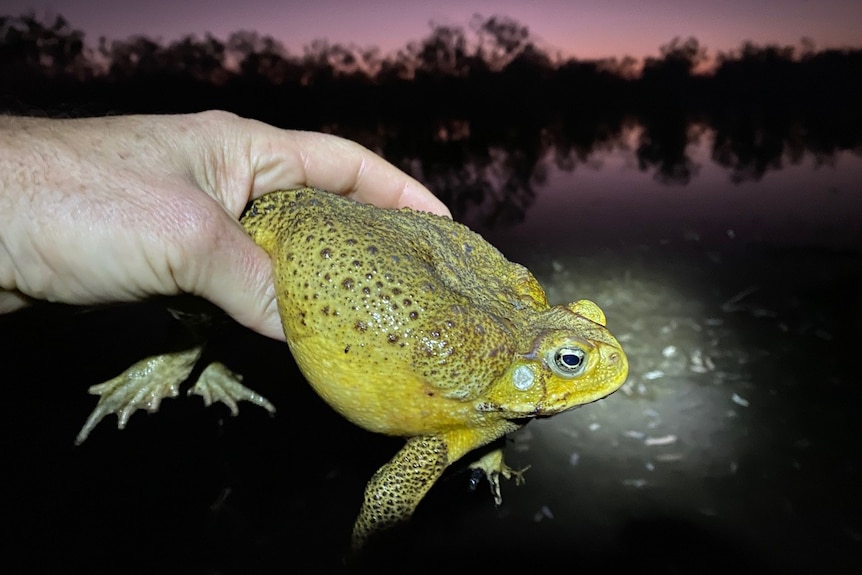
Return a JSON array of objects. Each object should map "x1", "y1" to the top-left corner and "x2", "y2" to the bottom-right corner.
[{"x1": 5, "y1": 0, "x2": 861, "y2": 61}]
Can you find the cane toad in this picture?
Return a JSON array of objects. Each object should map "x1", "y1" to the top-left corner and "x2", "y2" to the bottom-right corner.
[{"x1": 76, "y1": 187, "x2": 629, "y2": 549}]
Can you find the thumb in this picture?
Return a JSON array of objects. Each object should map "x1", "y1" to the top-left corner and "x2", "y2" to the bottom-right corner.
[{"x1": 190, "y1": 222, "x2": 285, "y2": 342}]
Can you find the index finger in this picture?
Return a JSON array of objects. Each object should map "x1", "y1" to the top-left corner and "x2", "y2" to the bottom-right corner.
[{"x1": 250, "y1": 126, "x2": 451, "y2": 217}]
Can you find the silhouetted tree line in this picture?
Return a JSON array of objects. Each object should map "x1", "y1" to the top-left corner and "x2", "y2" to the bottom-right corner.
[{"x1": 2, "y1": 13, "x2": 860, "y2": 224}]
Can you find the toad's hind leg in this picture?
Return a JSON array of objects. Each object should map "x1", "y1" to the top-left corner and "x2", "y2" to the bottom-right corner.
[
  {"x1": 75, "y1": 349, "x2": 276, "y2": 445},
  {"x1": 76, "y1": 347, "x2": 202, "y2": 444},
  {"x1": 75, "y1": 300, "x2": 276, "y2": 445},
  {"x1": 351, "y1": 435, "x2": 448, "y2": 550},
  {"x1": 351, "y1": 421, "x2": 523, "y2": 550}
]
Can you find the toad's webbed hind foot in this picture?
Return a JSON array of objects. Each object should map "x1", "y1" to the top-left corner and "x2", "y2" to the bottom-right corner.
[
  {"x1": 76, "y1": 347, "x2": 202, "y2": 444},
  {"x1": 189, "y1": 362, "x2": 275, "y2": 416},
  {"x1": 75, "y1": 347, "x2": 275, "y2": 445}
]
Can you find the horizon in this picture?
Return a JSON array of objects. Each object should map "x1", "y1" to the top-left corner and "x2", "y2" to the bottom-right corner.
[{"x1": 5, "y1": 0, "x2": 862, "y2": 62}]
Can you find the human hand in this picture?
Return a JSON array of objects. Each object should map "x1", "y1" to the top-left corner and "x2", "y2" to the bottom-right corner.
[{"x1": 0, "y1": 111, "x2": 450, "y2": 340}]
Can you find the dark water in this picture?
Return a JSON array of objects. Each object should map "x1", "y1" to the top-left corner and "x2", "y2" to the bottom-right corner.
[
  {"x1": 2, "y1": 135, "x2": 860, "y2": 574},
  {"x1": 476, "y1": 136, "x2": 862, "y2": 575}
]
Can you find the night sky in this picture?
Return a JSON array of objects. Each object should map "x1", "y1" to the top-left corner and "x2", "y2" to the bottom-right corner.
[{"x1": 6, "y1": 0, "x2": 862, "y2": 60}]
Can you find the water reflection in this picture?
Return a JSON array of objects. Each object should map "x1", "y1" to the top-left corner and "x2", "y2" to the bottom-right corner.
[
  {"x1": 635, "y1": 117, "x2": 703, "y2": 185},
  {"x1": 474, "y1": 132, "x2": 862, "y2": 253},
  {"x1": 374, "y1": 118, "x2": 862, "y2": 253},
  {"x1": 360, "y1": 115, "x2": 861, "y2": 231}
]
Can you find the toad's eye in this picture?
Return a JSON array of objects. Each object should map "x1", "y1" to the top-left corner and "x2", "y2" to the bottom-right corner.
[{"x1": 549, "y1": 347, "x2": 587, "y2": 378}]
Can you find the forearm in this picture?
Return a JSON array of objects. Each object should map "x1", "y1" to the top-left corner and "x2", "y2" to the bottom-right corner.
[
  {"x1": 0, "y1": 114, "x2": 194, "y2": 310},
  {"x1": 0, "y1": 115, "x2": 52, "y2": 310}
]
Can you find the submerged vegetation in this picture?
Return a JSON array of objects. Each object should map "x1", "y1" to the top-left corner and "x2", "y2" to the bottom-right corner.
[{"x1": 2, "y1": 13, "x2": 861, "y2": 223}]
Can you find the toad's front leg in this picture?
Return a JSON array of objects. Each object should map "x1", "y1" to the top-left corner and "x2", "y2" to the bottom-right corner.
[{"x1": 468, "y1": 447, "x2": 529, "y2": 506}]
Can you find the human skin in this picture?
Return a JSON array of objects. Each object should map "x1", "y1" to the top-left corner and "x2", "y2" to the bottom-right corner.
[{"x1": 0, "y1": 111, "x2": 450, "y2": 341}]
